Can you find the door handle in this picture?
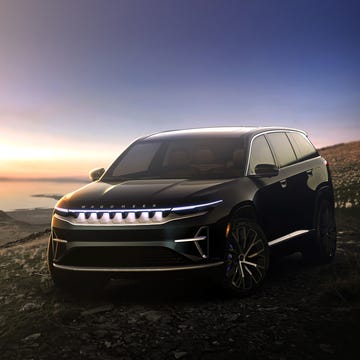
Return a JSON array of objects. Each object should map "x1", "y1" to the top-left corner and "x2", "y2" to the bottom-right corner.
[
  {"x1": 306, "y1": 169, "x2": 313, "y2": 176},
  {"x1": 280, "y1": 179, "x2": 287, "y2": 189}
]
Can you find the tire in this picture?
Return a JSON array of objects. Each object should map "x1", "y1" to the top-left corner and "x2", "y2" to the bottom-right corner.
[
  {"x1": 47, "y1": 236, "x2": 107, "y2": 289},
  {"x1": 223, "y1": 219, "x2": 269, "y2": 296},
  {"x1": 302, "y1": 198, "x2": 337, "y2": 264}
]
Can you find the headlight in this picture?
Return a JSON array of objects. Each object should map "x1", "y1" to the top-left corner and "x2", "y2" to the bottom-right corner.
[{"x1": 171, "y1": 200, "x2": 223, "y2": 214}]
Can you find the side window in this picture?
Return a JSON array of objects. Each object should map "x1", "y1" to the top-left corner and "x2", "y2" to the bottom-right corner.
[
  {"x1": 266, "y1": 132, "x2": 297, "y2": 168},
  {"x1": 287, "y1": 132, "x2": 317, "y2": 161},
  {"x1": 248, "y1": 135, "x2": 276, "y2": 175}
]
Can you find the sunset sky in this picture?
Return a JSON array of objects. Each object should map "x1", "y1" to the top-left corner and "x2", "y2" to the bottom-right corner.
[{"x1": 1, "y1": 0, "x2": 359, "y2": 179}]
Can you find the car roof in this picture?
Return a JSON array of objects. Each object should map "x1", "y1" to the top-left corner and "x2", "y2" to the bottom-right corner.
[{"x1": 142, "y1": 126, "x2": 307, "y2": 142}]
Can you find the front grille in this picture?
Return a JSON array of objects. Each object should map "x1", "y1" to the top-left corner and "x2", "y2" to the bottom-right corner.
[
  {"x1": 60, "y1": 246, "x2": 191, "y2": 267},
  {"x1": 54, "y1": 210, "x2": 202, "y2": 226},
  {"x1": 52, "y1": 226, "x2": 198, "y2": 243},
  {"x1": 72, "y1": 210, "x2": 170, "y2": 224}
]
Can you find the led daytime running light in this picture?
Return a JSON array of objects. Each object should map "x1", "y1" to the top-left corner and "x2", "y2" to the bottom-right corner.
[
  {"x1": 171, "y1": 200, "x2": 223, "y2": 212},
  {"x1": 55, "y1": 199, "x2": 223, "y2": 214}
]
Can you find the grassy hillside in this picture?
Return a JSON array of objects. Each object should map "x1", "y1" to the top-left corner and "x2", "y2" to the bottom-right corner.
[{"x1": 319, "y1": 141, "x2": 360, "y2": 209}]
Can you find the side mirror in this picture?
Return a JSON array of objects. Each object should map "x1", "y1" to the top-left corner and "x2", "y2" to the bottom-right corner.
[
  {"x1": 254, "y1": 164, "x2": 279, "y2": 177},
  {"x1": 89, "y1": 167, "x2": 105, "y2": 181}
]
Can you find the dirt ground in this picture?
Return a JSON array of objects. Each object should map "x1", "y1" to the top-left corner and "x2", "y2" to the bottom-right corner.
[{"x1": 0, "y1": 211, "x2": 359, "y2": 360}]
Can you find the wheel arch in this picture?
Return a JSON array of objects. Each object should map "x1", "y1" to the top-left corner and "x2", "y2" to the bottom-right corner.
[
  {"x1": 313, "y1": 184, "x2": 335, "y2": 228},
  {"x1": 213, "y1": 201, "x2": 258, "y2": 251},
  {"x1": 228, "y1": 201, "x2": 258, "y2": 222}
]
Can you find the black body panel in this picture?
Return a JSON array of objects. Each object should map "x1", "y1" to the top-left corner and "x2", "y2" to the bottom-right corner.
[{"x1": 50, "y1": 127, "x2": 334, "y2": 275}]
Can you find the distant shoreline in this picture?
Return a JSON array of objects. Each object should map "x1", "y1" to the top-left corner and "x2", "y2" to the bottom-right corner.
[
  {"x1": 32, "y1": 194, "x2": 63, "y2": 200},
  {"x1": 0, "y1": 208, "x2": 52, "y2": 246},
  {"x1": 0, "y1": 177, "x2": 88, "y2": 183}
]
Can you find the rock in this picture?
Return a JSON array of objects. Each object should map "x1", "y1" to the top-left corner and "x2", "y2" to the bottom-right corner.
[
  {"x1": 140, "y1": 310, "x2": 162, "y2": 322},
  {"x1": 262, "y1": 306, "x2": 279, "y2": 311},
  {"x1": 223, "y1": 313, "x2": 239, "y2": 321},
  {"x1": 93, "y1": 329, "x2": 108, "y2": 338},
  {"x1": 319, "y1": 344, "x2": 334, "y2": 354},
  {"x1": 80, "y1": 344, "x2": 97, "y2": 354},
  {"x1": 20, "y1": 302, "x2": 42, "y2": 312},
  {"x1": 23, "y1": 333, "x2": 41, "y2": 342},
  {"x1": 81, "y1": 304, "x2": 114, "y2": 316},
  {"x1": 174, "y1": 351, "x2": 187, "y2": 359}
]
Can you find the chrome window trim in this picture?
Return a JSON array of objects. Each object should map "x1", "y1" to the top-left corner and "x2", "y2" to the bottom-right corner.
[
  {"x1": 245, "y1": 129, "x2": 312, "y2": 176},
  {"x1": 286, "y1": 131, "x2": 318, "y2": 160}
]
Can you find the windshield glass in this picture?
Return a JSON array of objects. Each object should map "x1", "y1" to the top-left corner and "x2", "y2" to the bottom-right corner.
[{"x1": 103, "y1": 137, "x2": 246, "y2": 180}]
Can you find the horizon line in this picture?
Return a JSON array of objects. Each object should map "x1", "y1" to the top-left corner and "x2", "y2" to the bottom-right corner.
[{"x1": 0, "y1": 176, "x2": 89, "y2": 183}]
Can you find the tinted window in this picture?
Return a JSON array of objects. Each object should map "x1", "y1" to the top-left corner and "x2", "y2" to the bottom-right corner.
[
  {"x1": 105, "y1": 138, "x2": 247, "y2": 180},
  {"x1": 112, "y1": 142, "x2": 162, "y2": 177},
  {"x1": 266, "y1": 132, "x2": 297, "y2": 167},
  {"x1": 287, "y1": 132, "x2": 317, "y2": 161},
  {"x1": 248, "y1": 135, "x2": 276, "y2": 175}
]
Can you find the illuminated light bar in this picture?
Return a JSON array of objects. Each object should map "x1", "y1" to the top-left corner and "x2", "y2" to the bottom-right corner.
[
  {"x1": 126, "y1": 212, "x2": 136, "y2": 223},
  {"x1": 54, "y1": 200, "x2": 222, "y2": 226},
  {"x1": 77, "y1": 212, "x2": 86, "y2": 223},
  {"x1": 55, "y1": 207, "x2": 69, "y2": 214},
  {"x1": 54, "y1": 210, "x2": 206, "y2": 226},
  {"x1": 112, "y1": 213, "x2": 123, "y2": 224},
  {"x1": 64, "y1": 207, "x2": 171, "y2": 213},
  {"x1": 171, "y1": 200, "x2": 223, "y2": 212},
  {"x1": 55, "y1": 200, "x2": 222, "y2": 215},
  {"x1": 174, "y1": 236, "x2": 206, "y2": 243},
  {"x1": 153, "y1": 211, "x2": 163, "y2": 222},
  {"x1": 53, "y1": 238, "x2": 68, "y2": 244},
  {"x1": 100, "y1": 213, "x2": 111, "y2": 224},
  {"x1": 138, "y1": 212, "x2": 149, "y2": 223},
  {"x1": 88, "y1": 213, "x2": 98, "y2": 223}
]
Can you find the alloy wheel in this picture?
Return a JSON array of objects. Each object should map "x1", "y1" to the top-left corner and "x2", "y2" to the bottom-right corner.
[{"x1": 224, "y1": 221, "x2": 269, "y2": 292}]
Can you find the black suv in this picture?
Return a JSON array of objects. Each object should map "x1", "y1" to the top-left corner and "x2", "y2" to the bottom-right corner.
[{"x1": 48, "y1": 127, "x2": 336, "y2": 295}]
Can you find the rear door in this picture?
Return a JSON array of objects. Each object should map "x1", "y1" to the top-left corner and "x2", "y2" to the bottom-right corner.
[
  {"x1": 265, "y1": 132, "x2": 304, "y2": 234},
  {"x1": 248, "y1": 135, "x2": 288, "y2": 240},
  {"x1": 286, "y1": 132, "x2": 319, "y2": 229}
]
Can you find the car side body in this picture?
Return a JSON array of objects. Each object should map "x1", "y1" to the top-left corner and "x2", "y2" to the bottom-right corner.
[{"x1": 49, "y1": 127, "x2": 336, "y2": 295}]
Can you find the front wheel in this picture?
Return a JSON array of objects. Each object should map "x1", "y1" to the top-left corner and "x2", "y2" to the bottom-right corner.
[
  {"x1": 302, "y1": 198, "x2": 337, "y2": 264},
  {"x1": 223, "y1": 219, "x2": 269, "y2": 296}
]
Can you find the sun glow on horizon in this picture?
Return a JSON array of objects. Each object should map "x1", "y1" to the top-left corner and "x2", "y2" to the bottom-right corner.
[{"x1": 0, "y1": 141, "x2": 122, "y2": 179}]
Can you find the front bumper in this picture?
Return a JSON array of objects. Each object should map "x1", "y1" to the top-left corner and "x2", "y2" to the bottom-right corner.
[{"x1": 51, "y1": 212, "x2": 226, "y2": 273}]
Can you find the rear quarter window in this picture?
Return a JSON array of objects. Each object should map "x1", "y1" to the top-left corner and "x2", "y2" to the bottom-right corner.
[
  {"x1": 266, "y1": 132, "x2": 297, "y2": 168},
  {"x1": 287, "y1": 132, "x2": 318, "y2": 161}
]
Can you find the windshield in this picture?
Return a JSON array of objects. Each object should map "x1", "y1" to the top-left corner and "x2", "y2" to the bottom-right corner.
[{"x1": 103, "y1": 137, "x2": 246, "y2": 180}]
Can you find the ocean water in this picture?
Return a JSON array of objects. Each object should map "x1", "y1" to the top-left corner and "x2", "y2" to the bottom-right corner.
[{"x1": 0, "y1": 180, "x2": 88, "y2": 211}]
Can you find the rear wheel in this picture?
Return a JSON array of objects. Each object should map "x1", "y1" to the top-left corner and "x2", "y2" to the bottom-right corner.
[
  {"x1": 223, "y1": 219, "x2": 269, "y2": 296},
  {"x1": 302, "y1": 198, "x2": 336, "y2": 264}
]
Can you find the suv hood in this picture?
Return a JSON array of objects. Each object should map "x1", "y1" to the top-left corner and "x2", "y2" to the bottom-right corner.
[{"x1": 57, "y1": 179, "x2": 236, "y2": 210}]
